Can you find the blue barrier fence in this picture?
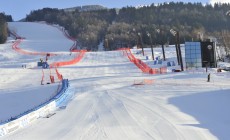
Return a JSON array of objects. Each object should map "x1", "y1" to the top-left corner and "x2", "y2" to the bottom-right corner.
[{"x1": 0, "y1": 79, "x2": 69, "y2": 125}]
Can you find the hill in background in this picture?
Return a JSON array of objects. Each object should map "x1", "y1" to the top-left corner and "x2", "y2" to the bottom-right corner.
[{"x1": 3, "y1": 2, "x2": 230, "y2": 57}]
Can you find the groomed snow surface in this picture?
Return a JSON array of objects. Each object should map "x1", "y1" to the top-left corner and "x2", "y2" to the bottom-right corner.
[{"x1": 1, "y1": 22, "x2": 230, "y2": 140}]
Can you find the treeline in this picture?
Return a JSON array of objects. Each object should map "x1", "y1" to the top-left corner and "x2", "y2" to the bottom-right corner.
[
  {"x1": 26, "y1": 8, "x2": 116, "y2": 51},
  {"x1": 0, "y1": 13, "x2": 12, "y2": 44},
  {"x1": 25, "y1": 2, "x2": 230, "y2": 50}
]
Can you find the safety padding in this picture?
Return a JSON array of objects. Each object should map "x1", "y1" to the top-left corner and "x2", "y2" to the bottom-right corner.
[{"x1": 0, "y1": 79, "x2": 70, "y2": 137}]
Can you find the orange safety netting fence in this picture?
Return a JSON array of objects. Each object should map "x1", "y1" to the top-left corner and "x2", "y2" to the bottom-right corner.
[
  {"x1": 11, "y1": 39, "x2": 56, "y2": 56},
  {"x1": 119, "y1": 48, "x2": 167, "y2": 75},
  {"x1": 10, "y1": 30, "x2": 61, "y2": 83},
  {"x1": 133, "y1": 79, "x2": 154, "y2": 85},
  {"x1": 49, "y1": 50, "x2": 86, "y2": 81},
  {"x1": 41, "y1": 68, "x2": 59, "y2": 85},
  {"x1": 9, "y1": 26, "x2": 86, "y2": 83},
  {"x1": 55, "y1": 67, "x2": 63, "y2": 81},
  {"x1": 11, "y1": 39, "x2": 62, "y2": 84},
  {"x1": 49, "y1": 50, "x2": 86, "y2": 68}
]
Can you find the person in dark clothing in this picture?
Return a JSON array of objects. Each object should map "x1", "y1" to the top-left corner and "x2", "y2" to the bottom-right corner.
[{"x1": 207, "y1": 73, "x2": 210, "y2": 82}]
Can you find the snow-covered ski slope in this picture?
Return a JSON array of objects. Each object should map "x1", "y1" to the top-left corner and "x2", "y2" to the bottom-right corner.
[
  {"x1": 1, "y1": 22, "x2": 230, "y2": 140},
  {"x1": 8, "y1": 22, "x2": 74, "y2": 52},
  {"x1": 0, "y1": 22, "x2": 75, "y2": 123}
]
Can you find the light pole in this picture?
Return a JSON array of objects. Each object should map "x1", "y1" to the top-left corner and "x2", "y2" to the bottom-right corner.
[
  {"x1": 170, "y1": 29, "x2": 184, "y2": 71},
  {"x1": 147, "y1": 32, "x2": 154, "y2": 60},
  {"x1": 138, "y1": 32, "x2": 144, "y2": 56},
  {"x1": 226, "y1": 10, "x2": 230, "y2": 20},
  {"x1": 223, "y1": 10, "x2": 230, "y2": 57},
  {"x1": 104, "y1": 38, "x2": 109, "y2": 51},
  {"x1": 110, "y1": 37, "x2": 114, "y2": 50},
  {"x1": 86, "y1": 37, "x2": 89, "y2": 50},
  {"x1": 133, "y1": 28, "x2": 137, "y2": 48},
  {"x1": 170, "y1": 29, "x2": 180, "y2": 65},
  {"x1": 156, "y1": 29, "x2": 166, "y2": 61}
]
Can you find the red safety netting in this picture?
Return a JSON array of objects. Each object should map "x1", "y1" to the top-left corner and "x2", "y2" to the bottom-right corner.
[
  {"x1": 49, "y1": 50, "x2": 86, "y2": 68},
  {"x1": 55, "y1": 67, "x2": 63, "y2": 81},
  {"x1": 10, "y1": 24, "x2": 86, "y2": 83},
  {"x1": 120, "y1": 48, "x2": 167, "y2": 75},
  {"x1": 50, "y1": 50, "x2": 86, "y2": 81},
  {"x1": 41, "y1": 68, "x2": 58, "y2": 84},
  {"x1": 12, "y1": 39, "x2": 56, "y2": 56}
]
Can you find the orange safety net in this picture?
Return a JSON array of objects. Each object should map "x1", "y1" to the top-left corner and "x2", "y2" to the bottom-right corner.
[
  {"x1": 12, "y1": 39, "x2": 56, "y2": 56},
  {"x1": 50, "y1": 75, "x2": 55, "y2": 83},
  {"x1": 49, "y1": 50, "x2": 86, "y2": 68},
  {"x1": 120, "y1": 48, "x2": 167, "y2": 75},
  {"x1": 133, "y1": 79, "x2": 154, "y2": 85},
  {"x1": 11, "y1": 39, "x2": 84, "y2": 83},
  {"x1": 9, "y1": 24, "x2": 83, "y2": 84},
  {"x1": 55, "y1": 68, "x2": 63, "y2": 81},
  {"x1": 50, "y1": 50, "x2": 86, "y2": 81}
]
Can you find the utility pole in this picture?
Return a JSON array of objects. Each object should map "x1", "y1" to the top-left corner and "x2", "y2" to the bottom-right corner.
[
  {"x1": 175, "y1": 41, "x2": 180, "y2": 65},
  {"x1": 156, "y1": 29, "x2": 166, "y2": 61},
  {"x1": 170, "y1": 29, "x2": 183, "y2": 71},
  {"x1": 147, "y1": 32, "x2": 154, "y2": 60},
  {"x1": 138, "y1": 32, "x2": 144, "y2": 56},
  {"x1": 170, "y1": 29, "x2": 180, "y2": 65},
  {"x1": 176, "y1": 31, "x2": 184, "y2": 71}
]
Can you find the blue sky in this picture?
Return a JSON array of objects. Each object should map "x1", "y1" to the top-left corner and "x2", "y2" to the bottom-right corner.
[{"x1": 0, "y1": 0, "x2": 227, "y2": 21}]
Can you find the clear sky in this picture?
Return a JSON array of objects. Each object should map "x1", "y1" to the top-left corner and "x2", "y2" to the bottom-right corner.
[{"x1": 0, "y1": 0, "x2": 229, "y2": 21}]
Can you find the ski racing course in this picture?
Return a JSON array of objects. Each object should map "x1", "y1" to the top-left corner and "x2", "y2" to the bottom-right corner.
[{"x1": 1, "y1": 22, "x2": 230, "y2": 140}]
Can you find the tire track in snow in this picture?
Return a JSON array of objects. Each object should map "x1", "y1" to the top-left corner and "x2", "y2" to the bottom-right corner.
[
  {"x1": 110, "y1": 91, "x2": 186, "y2": 140},
  {"x1": 78, "y1": 90, "x2": 156, "y2": 140}
]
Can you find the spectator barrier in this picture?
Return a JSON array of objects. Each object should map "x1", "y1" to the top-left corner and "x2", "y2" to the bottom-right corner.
[{"x1": 0, "y1": 79, "x2": 70, "y2": 137}]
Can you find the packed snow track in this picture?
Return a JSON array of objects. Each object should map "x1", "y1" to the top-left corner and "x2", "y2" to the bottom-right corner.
[{"x1": 1, "y1": 22, "x2": 230, "y2": 140}]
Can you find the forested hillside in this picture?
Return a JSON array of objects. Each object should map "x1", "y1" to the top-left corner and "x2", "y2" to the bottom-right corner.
[
  {"x1": 25, "y1": 2, "x2": 230, "y2": 51},
  {"x1": 0, "y1": 13, "x2": 12, "y2": 44}
]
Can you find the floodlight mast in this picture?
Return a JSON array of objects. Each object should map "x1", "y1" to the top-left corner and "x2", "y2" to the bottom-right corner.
[
  {"x1": 170, "y1": 29, "x2": 184, "y2": 71},
  {"x1": 156, "y1": 29, "x2": 166, "y2": 61},
  {"x1": 147, "y1": 32, "x2": 154, "y2": 60},
  {"x1": 138, "y1": 32, "x2": 144, "y2": 56}
]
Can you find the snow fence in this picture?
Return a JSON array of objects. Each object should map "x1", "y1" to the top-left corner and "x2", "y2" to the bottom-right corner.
[
  {"x1": 11, "y1": 38, "x2": 56, "y2": 56},
  {"x1": 10, "y1": 21, "x2": 76, "y2": 56},
  {"x1": 49, "y1": 50, "x2": 86, "y2": 68},
  {"x1": 120, "y1": 48, "x2": 167, "y2": 74},
  {"x1": 0, "y1": 79, "x2": 71, "y2": 137}
]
